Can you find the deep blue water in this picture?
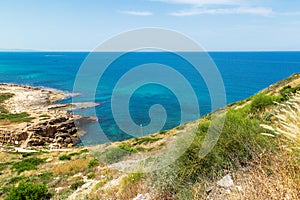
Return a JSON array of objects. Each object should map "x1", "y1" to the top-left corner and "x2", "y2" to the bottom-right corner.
[{"x1": 0, "y1": 52, "x2": 299, "y2": 144}]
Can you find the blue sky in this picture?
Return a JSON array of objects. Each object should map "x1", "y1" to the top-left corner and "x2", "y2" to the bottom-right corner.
[{"x1": 0, "y1": 0, "x2": 299, "y2": 51}]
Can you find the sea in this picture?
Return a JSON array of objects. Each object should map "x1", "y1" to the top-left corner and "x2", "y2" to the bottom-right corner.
[{"x1": 0, "y1": 51, "x2": 299, "y2": 145}]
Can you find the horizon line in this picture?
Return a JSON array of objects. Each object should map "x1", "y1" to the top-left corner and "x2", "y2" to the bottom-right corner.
[{"x1": 1, "y1": 49, "x2": 300, "y2": 53}]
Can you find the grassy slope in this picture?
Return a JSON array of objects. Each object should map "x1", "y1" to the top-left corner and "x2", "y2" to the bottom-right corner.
[{"x1": 0, "y1": 74, "x2": 299, "y2": 200}]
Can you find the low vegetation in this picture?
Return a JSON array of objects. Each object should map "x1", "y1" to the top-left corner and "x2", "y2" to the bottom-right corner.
[
  {"x1": 11, "y1": 158, "x2": 45, "y2": 174},
  {"x1": 70, "y1": 181, "x2": 85, "y2": 190},
  {"x1": 0, "y1": 112, "x2": 34, "y2": 122},
  {"x1": 0, "y1": 93, "x2": 14, "y2": 104},
  {"x1": 0, "y1": 93, "x2": 34, "y2": 122},
  {"x1": 58, "y1": 154, "x2": 72, "y2": 161},
  {"x1": 4, "y1": 181, "x2": 51, "y2": 200}
]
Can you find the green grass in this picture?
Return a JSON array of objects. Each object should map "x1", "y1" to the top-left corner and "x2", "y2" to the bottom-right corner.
[
  {"x1": 0, "y1": 93, "x2": 34, "y2": 122},
  {"x1": 0, "y1": 112, "x2": 34, "y2": 122},
  {"x1": 39, "y1": 114, "x2": 50, "y2": 120},
  {"x1": 0, "y1": 93, "x2": 14, "y2": 104},
  {"x1": 0, "y1": 93, "x2": 14, "y2": 114},
  {"x1": 133, "y1": 137, "x2": 161, "y2": 145},
  {"x1": 69, "y1": 149, "x2": 89, "y2": 156},
  {"x1": 58, "y1": 149, "x2": 89, "y2": 161},
  {"x1": 8, "y1": 176, "x2": 26, "y2": 184},
  {"x1": 30, "y1": 172, "x2": 53, "y2": 184},
  {"x1": 11, "y1": 158, "x2": 46, "y2": 174},
  {"x1": 39, "y1": 114, "x2": 50, "y2": 118},
  {"x1": 118, "y1": 143, "x2": 138, "y2": 153}
]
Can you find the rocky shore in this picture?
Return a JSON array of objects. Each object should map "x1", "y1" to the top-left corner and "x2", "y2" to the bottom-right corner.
[{"x1": 0, "y1": 84, "x2": 96, "y2": 150}]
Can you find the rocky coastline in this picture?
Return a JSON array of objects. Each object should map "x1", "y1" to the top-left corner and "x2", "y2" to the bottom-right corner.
[{"x1": 0, "y1": 84, "x2": 96, "y2": 151}]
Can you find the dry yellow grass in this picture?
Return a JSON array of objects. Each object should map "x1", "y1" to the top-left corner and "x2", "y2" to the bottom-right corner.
[
  {"x1": 231, "y1": 150, "x2": 299, "y2": 200},
  {"x1": 52, "y1": 158, "x2": 92, "y2": 176},
  {"x1": 273, "y1": 91, "x2": 300, "y2": 146}
]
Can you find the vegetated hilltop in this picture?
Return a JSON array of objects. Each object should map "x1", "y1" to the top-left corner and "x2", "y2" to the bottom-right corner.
[{"x1": 0, "y1": 74, "x2": 299, "y2": 200}]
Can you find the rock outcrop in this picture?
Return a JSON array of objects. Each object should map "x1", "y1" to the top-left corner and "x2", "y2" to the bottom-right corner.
[{"x1": 0, "y1": 84, "x2": 96, "y2": 149}]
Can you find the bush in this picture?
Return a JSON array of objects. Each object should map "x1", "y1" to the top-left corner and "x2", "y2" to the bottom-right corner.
[
  {"x1": 88, "y1": 159, "x2": 99, "y2": 168},
  {"x1": 4, "y1": 181, "x2": 51, "y2": 200},
  {"x1": 103, "y1": 147, "x2": 131, "y2": 164},
  {"x1": 250, "y1": 93, "x2": 276, "y2": 113},
  {"x1": 70, "y1": 181, "x2": 85, "y2": 190},
  {"x1": 153, "y1": 108, "x2": 276, "y2": 195},
  {"x1": 87, "y1": 173, "x2": 95, "y2": 179},
  {"x1": 118, "y1": 143, "x2": 137, "y2": 153},
  {"x1": 279, "y1": 85, "x2": 300, "y2": 101},
  {"x1": 59, "y1": 154, "x2": 72, "y2": 161},
  {"x1": 11, "y1": 158, "x2": 45, "y2": 174}
]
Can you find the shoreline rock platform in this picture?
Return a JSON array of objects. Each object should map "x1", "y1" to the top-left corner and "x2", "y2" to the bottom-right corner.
[{"x1": 0, "y1": 84, "x2": 96, "y2": 150}]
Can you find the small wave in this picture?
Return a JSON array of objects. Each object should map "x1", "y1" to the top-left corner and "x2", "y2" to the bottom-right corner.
[
  {"x1": 38, "y1": 86, "x2": 81, "y2": 99},
  {"x1": 44, "y1": 55, "x2": 64, "y2": 57}
]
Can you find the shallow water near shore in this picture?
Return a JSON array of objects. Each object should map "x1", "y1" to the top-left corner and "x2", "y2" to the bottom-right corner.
[{"x1": 0, "y1": 51, "x2": 300, "y2": 145}]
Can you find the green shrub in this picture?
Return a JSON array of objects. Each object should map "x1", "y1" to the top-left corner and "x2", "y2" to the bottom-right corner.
[
  {"x1": 159, "y1": 130, "x2": 168, "y2": 135},
  {"x1": 250, "y1": 93, "x2": 276, "y2": 113},
  {"x1": 32, "y1": 172, "x2": 53, "y2": 184},
  {"x1": 70, "y1": 181, "x2": 85, "y2": 190},
  {"x1": 59, "y1": 154, "x2": 72, "y2": 161},
  {"x1": 87, "y1": 173, "x2": 95, "y2": 179},
  {"x1": 4, "y1": 181, "x2": 51, "y2": 200},
  {"x1": 21, "y1": 152, "x2": 42, "y2": 158},
  {"x1": 102, "y1": 147, "x2": 131, "y2": 164},
  {"x1": 118, "y1": 143, "x2": 137, "y2": 153},
  {"x1": 88, "y1": 159, "x2": 99, "y2": 168},
  {"x1": 11, "y1": 158, "x2": 45, "y2": 174},
  {"x1": 133, "y1": 137, "x2": 161, "y2": 145},
  {"x1": 279, "y1": 85, "x2": 300, "y2": 101},
  {"x1": 153, "y1": 109, "x2": 276, "y2": 194},
  {"x1": 0, "y1": 186, "x2": 11, "y2": 196},
  {"x1": 8, "y1": 176, "x2": 25, "y2": 184}
]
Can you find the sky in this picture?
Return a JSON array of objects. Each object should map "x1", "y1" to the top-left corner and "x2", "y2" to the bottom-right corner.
[{"x1": 0, "y1": 0, "x2": 300, "y2": 51}]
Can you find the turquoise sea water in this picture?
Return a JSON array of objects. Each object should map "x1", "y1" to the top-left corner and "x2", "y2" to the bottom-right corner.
[{"x1": 0, "y1": 52, "x2": 299, "y2": 144}]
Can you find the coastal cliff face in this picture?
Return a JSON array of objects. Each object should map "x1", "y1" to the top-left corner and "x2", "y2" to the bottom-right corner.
[{"x1": 0, "y1": 84, "x2": 93, "y2": 149}]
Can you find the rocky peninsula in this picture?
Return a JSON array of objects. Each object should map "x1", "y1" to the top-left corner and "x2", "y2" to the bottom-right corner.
[{"x1": 0, "y1": 84, "x2": 96, "y2": 150}]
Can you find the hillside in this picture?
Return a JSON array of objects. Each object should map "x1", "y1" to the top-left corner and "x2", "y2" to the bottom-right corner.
[{"x1": 0, "y1": 74, "x2": 299, "y2": 200}]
